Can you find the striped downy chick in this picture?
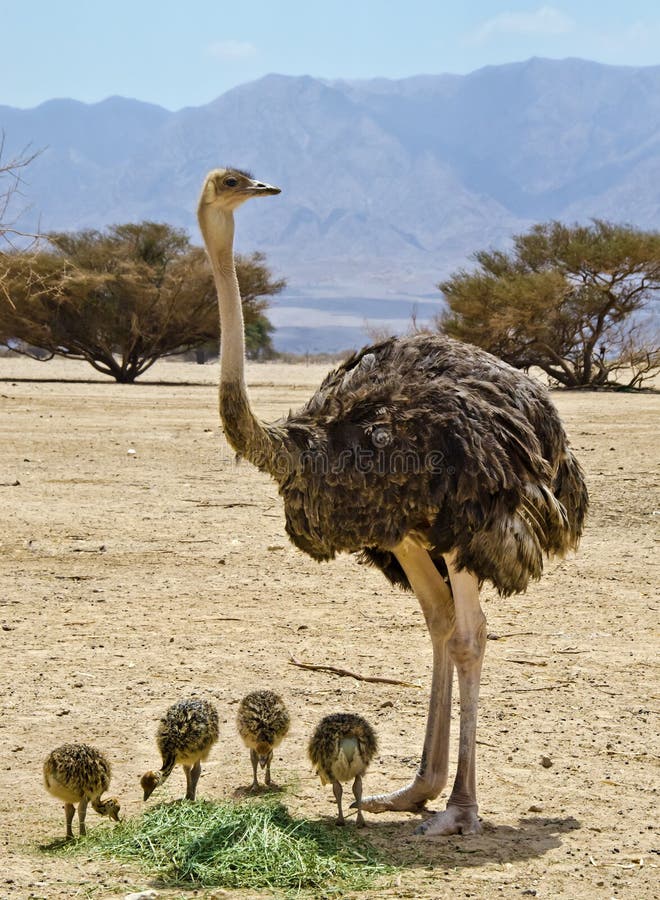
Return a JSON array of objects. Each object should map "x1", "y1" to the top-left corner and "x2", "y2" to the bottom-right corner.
[
  {"x1": 236, "y1": 690, "x2": 291, "y2": 789},
  {"x1": 43, "y1": 743, "x2": 120, "y2": 839},
  {"x1": 308, "y1": 713, "x2": 377, "y2": 827},
  {"x1": 141, "y1": 698, "x2": 219, "y2": 801}
]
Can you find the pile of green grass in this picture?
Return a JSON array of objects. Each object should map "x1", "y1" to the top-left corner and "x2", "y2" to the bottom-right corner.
[{"x1": 56, "y1": 797, "x2": 391, "y2": 893}]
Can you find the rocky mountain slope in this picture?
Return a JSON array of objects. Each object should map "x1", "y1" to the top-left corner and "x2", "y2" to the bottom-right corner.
[{"x1": 2, "y1": 57, "x2": 659, "y2": 350}]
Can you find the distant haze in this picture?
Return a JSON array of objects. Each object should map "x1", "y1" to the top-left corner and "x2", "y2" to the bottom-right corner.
[{"x1": 2, "y1": 57, "x2": 659, "y2": 352}]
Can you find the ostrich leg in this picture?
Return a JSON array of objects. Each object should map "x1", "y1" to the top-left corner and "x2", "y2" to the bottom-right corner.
[
  {"x1": 353, "y1": 775, "x2": 366, "y2": 827},
  {"x1": 359, "y1": 536, "x2": 455, "y2": 812},
  {"x1": 416, "y1": 550, "x2": 486, "y2": 836},
  {"x1": 249, "y1": 748, "x2": 259, "y2": 790},
  {"x1": 64, "y1": 802, "x2": 75, "y2": 839},
  {"x1": 184, "y1": 761, "x2": 202, "y2": 800},
  {"x1": 77, "y1": 797, "x2": 89, "y2": 836},
  {"x1": 333, "y1": 779, "x2": 345, "y2": 825}
]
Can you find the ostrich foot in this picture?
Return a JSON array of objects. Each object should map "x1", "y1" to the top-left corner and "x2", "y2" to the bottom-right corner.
[
  {"x1": 354, "y1": 779, "x2": 438, "y2": 814},
  {"x1": 415, "y1": 804, "x2": 481, "y2": 837}
]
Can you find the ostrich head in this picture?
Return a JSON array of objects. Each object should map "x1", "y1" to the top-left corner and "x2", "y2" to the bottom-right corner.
[
  {"x1": 140, "y1": 770, "x2": 160, "y2": 801},
  {"x1": 255, "y1": 741, "x2": 273, "y2": 767},
  {"x1": 92, "y1": 797, "x2": 121, "y2": 821},
  {"x1": 198, "y1": 168, "x2": 281, "y2": 213}
]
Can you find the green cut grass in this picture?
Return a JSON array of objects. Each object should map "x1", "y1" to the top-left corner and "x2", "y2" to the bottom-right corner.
[{"x1": 53, "y1": 797, "x2": 392, "y2": 894}]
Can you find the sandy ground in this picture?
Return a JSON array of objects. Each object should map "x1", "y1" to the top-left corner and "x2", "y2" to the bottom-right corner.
[{"x1": 0, "y1": 355, "x2": 658, "y2": 900}]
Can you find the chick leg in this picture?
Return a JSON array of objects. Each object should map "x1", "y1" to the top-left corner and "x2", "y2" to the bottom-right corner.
[
  {"x1": 78, "y1": 797, "x2": 88, "y2": 836},
  {"x1": 64, "y1": 803, "x2": 75, "y2": 839},
  {"x1": 190, "y1": 760, "x2": 202, "y2": 799},
  {"x1": 352, "y1": 775, "x2": 365, "y2": 827},
  {"x1": 264, "y1": 750, "x2": 273, "y2": 786},
  {"x1": 185, "y1": 761, "x2": 202, "y2": 800},
  {"x1": 249, "y1": 748, "x2": 259, "y2": 790},
  {"x1": 332, "y1": 780, "x2": 345, "y2": 825}
]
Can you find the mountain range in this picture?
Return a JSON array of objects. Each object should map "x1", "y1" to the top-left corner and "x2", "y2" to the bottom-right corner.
[{"x1": 2, "y1": 57, "x2": 660, "y2": 352}]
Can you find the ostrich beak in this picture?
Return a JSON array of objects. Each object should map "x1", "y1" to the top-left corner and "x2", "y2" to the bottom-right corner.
[{"x1": 244, "y1": 179, "x2": 281, "y2": 197}]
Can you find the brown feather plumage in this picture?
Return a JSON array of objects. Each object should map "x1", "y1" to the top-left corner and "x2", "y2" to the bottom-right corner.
[
  {"x1": 44, "y1": 743, "x2": 120, "y2": 837},
  {"x1": 141, "y1": 698, "x2": 219, "y2": 800},
  {"x1": 308, "y1": 713, "x2": 378, "y2": 785},
  {"x1": 236, "y1": 690, "x2": 290, "y2": 788},
  {"x1": 225, "y1": 334, "x2": 588, "y2": 596},
  {"x1": 237, "y1": 690, "x2": 290, "y2": 750}
]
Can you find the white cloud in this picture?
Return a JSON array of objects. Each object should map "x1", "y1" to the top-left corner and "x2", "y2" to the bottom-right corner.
[
  {"x1": 593, "y1": 20, "x2": 660, "y2": 53},
  {"x1": 207, "y1": 40, "x2": 257, "y2": 62},
  {"x1": 470, "y1": 6, "x2": 575, "y2": 45}
]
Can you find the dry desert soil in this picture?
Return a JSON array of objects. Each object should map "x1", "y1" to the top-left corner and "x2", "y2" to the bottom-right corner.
[{"x1": 0, "y1": 356, "x2": 658, "y2": 900}]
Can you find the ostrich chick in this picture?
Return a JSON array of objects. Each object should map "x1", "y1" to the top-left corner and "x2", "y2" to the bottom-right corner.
[
  {"x1": 308, "y1": 713, "x2": 377, "y2": 827},
  {"x1": 237, "y1": 690, "x2": 291, "y2": 789},
  {"x1": 141, "y1": 698, "x2": 219, "y2": 801},
  {"x1": 43, "y1": 743, "x2": 120, "y2": 839}
]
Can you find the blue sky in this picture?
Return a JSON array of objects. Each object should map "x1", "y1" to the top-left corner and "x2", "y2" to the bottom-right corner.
[{"x1": 3, "y1": 0, "x2": 659, "y2": 110}]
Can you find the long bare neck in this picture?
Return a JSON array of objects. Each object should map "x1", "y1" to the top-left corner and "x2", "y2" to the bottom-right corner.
[{"x1": 198, "y1": 205, "x2": 277, "y2": 471}]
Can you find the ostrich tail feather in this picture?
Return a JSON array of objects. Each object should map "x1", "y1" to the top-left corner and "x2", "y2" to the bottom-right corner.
[{"x1": 553, "y1": 451, "x2": 589, "y2": 550}]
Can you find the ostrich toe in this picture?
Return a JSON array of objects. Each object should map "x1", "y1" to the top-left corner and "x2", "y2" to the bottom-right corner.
[
  {"x1": 355, "y1": 781, "x2": 433, "y2": 813},
  {"x1": 415, "y1": 805, "x2": 482, "y2": 837}
]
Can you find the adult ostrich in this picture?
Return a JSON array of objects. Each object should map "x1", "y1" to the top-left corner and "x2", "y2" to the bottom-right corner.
[{"x1": 197, "y1": 168, "x2": 588, "y2": 836}]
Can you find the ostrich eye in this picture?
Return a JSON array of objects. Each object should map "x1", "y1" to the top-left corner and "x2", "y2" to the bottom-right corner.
[
  {"x1": 224, "y1": 177, "x2": 238, "y2": 187},
  {"x1": 371, "y1": 427, "x2": 392, "y2": 448}
]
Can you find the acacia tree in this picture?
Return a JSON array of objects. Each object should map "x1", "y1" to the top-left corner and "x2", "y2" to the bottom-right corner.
[
  {"x1": 0, "y1": 137, "x2": 41, "y2": 305},
  {"x1": 439, "y1": 220, "x2": 660, "y2": 388},
  {"x1": 0, "y1": 222, "x2": 284, "y2": 381},
  {"x1": 0, "y1": 137, "x2": 40, "y2": 246}
]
